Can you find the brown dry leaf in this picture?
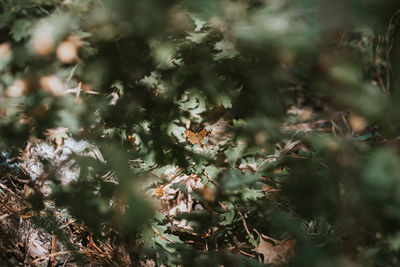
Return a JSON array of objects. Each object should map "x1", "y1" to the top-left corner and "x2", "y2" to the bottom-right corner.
[{"x1": 254, "y1": 233, "x2": 295, "y2": 265}]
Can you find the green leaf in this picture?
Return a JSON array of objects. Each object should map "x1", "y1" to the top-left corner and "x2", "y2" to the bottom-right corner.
[
  {"x1": 167, "y1": 121, "x2": 186, "y2": 142},
  {"x1": 233, "y1": 119, "x2": 246, "y2": 128},
  {"x1": 223, "y1": 169, "x2": 261, "y2": 189},
  {"x1": 225, "y1": 141, "x2": 246, "y2": 166},
  {"x1": 221, "y1": 202, "x2": 235, "y2": 225},
  {"x1": 216, "y1": 94, "x2": 232, "y2": 108},
  {"x1": 363, "y1": 148, "x2": 400, "y2": 191},
  {"x1": 155, "y1": 236, "x2": 176, "y2": 254},
  {"x1": 240, "y1": 187, "x2": 264, "y2": 201},
  {"x1": 11, "y1": 19, "x2": 32, "y2": 41},
  {"x1": 205, "y1": 165, "x2": 219, "y2": 178},
  {"x1": 214, "y1": 40, "x2": 239, "y2": 60},
  {"x1": 141, "y1": 225, "x2": 155, "y2": 247}
]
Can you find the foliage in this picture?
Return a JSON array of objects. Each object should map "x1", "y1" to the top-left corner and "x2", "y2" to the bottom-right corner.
[{"x1": 1, "y1": 0, "x2": 400, "y2": 265}]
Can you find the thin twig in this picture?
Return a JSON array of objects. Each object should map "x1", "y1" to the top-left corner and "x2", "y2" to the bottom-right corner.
[
  {"x1": 59, "y1": 219, "x2": 76, "y2": 229},
  {"x1": 66, "y1": 63, "x2": 79, "y2": 82},
  {"x1": 237, "y1": 208, "x2": 262, "y2": 263},
  {"x1": 62, "y1": 255, "x2": 71, "y2": 267},
  {"x1": 160, "y1": 168, "x2": 183, "y2": 191},
  {"x1": 239, "y1": 249, "x2": 256, "y2": 257},
  {"x1": 237, "y1": 209, "x2": 256, "y2": 246},
  {"x1": 50, "y1": 233, "x2": 57, "y2": 267},
  {"x1": 253, "y1": 228, "x2": 279, "y2": 244},
  {"x1": 0, "y1": 182, "x2": 18, "y2": 195},
  {"x1": 152, "y1": 225, "x2": 176, "y2": 243},
  {"x1": 203, "y1": 170, "x2": 218, "y2": 186},
  {"x1": 30, "y1": 251, "x2": 71, "y2": 264},
  {"x1": 23, "y1": 221, "x2": 32, "y2": 264},
  {"x1": 255, "y1": 158, "x2": 271, "y2": 173}
]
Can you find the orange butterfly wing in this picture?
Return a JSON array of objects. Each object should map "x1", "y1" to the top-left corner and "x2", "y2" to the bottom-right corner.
[
  {"x1": 185, "y1": 130, "x2": 197, "y2": 144},
  {"x1": 196, "y1": 129, "x2": 210, "y2": 144},
  {"x1": 185, "y1": 129, "x2": 211, "y2": 144}
]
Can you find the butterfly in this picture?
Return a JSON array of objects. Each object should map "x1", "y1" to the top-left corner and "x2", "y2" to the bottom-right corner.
[{"x1": 185, "y1": 129, "x2": 211, "y2": 145}]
